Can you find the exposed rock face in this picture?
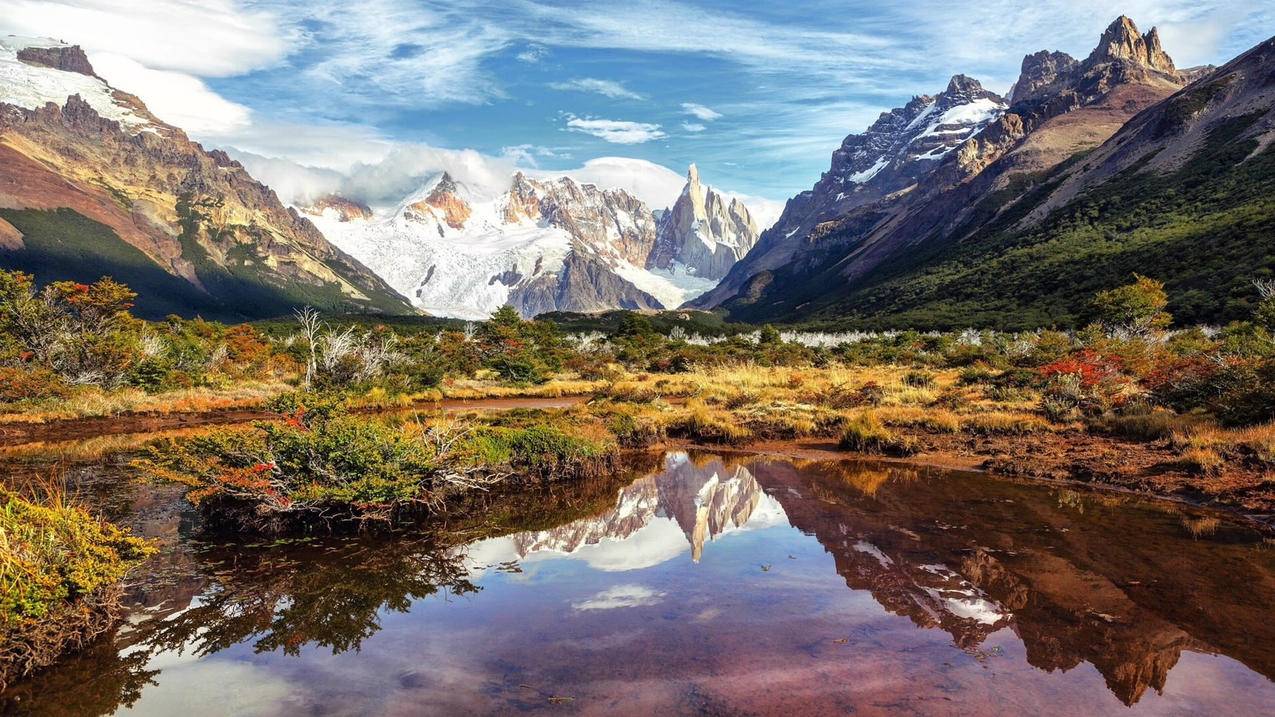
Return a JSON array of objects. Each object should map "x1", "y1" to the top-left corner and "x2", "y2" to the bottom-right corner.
[
  {"x1": 648, "y1": 164, "x2": 759, "y2": 280},
  {"x1": 309, "y1": 166, "x2": 758, "y2": 318},
  {"x1": 696, "y1": 15, "x2": 1190, "y2": 319},
  {"x1": 405, "y1": 172, "x2": 471, "y2": 229},
  {"x1": 1087, "y1": 15, "x2": 1176, "y2": 73},
  {"x1": 306, "y1": 194, "x2": 373, "y2": 222},
  {"x1": 0, "y1": 38, "x2": 412, "y2": 319},
  {"x1": 692, "y1": 73, "x2": 1008, "y2": 308},
  {"x1": 1009, "y1": 51, "x2": 1079, "y2": 103},
  {"x1": 16, "y1": 44, "x2": 95, "y2": 76}
]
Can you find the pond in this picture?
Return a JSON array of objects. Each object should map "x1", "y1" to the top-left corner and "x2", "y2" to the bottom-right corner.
[{"x1": 3, "y1": 448, "x2": 1274, "y2": 715}]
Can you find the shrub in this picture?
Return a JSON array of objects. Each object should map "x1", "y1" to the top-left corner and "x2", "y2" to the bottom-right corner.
[
  {"x1": 0, "y1": 366, "x2": 70, "y2": 402},
  {"x1": 838, "y1": 413, "x2": 918, "y2": 456},
  {"x1": 0, "y1": 489, "x2": 154, "y2": 690},
  {"x1": 903, "y1": 370, "x2": 935, "y2": 388},
  {"x1": 957, "y1": 365, "x2": 996, "y2": 385},
  {"x1": 465, "y1": 424, "x2": 618, "y2": 478},
  {"x1": 1091, "y1": 275, "x2": 1172, "y2": 336}
]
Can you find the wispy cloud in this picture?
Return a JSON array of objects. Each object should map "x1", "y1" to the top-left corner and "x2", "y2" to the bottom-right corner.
[
  {"x1": 572, "y1": 584, "x2": 665, "y2": 611},
  {"x1": 565, "y1": 115, "x2": 666, "y2": 144},
  {"x1": 681, "y1": 102, "x2": 722, "y2": 121},
  {"x1": 681, "y1": 122, "x2": 706, "y2": 132},
  {"x1": 549, "y1": 77, "x2": 643, "y2": 100},
  {"x1": 516, "y1": 44, "x2": 548, "y2": 63}
]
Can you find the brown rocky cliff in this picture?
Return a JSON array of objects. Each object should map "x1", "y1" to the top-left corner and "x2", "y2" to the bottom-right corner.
[{"x1": 16, "y1": 45, "x2": 96, "y2": 76}]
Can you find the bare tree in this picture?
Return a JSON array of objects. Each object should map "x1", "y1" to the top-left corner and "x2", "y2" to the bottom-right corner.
[{"x1": 294, "y1": 306, "x2": 322, "y2": 390}]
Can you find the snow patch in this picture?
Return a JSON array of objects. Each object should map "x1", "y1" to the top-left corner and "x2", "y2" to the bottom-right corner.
[{"x1": 0, "y1": 36, "x2": 153, "y2": 132}]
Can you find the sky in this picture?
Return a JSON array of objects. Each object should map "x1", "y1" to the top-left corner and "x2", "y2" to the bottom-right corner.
[{"x1": 3, "y1": 0, "x2": 1273, "y2": 210}]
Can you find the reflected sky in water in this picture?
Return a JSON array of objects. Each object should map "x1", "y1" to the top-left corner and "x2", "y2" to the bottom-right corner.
[{"x1": 6, "y1": 451, "x2": 1275, "y2": 715}]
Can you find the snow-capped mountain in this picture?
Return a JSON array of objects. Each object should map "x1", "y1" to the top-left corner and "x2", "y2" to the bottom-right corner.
[
  {"x1": 649, "y1": 164, "x2": 759, "y2": 281},
  {"x1": 306, "y1": 165, "x2": 762, "y2": 318},
  {"x1": 691, "y1": 75, "x2": 1007, "y2": 308}
]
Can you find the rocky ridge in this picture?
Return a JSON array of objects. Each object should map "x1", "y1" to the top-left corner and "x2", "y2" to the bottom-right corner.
[{"x1": 696, "y1": 15, "x2": 1199, "y2": 319}]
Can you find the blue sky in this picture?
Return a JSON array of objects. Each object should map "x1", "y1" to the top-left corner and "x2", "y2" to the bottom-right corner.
[{"x1": 5, "y1": 0, "x2": 1273, "y2": 205}]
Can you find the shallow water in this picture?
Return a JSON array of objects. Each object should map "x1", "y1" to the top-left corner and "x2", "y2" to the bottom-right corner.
[{"x1": 4, "y1": 450, "x2": 1275, "y2": 716}]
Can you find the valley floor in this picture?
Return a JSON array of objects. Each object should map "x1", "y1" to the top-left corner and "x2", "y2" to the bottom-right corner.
[{"x1": 4, "y1": 365, "x2": 1272, "y2": 529}]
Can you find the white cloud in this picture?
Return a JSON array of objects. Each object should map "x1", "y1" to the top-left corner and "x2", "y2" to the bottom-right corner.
[
  {"x1": 288, "y1": 0, "x2": 512, "y2": 108},
  {"x1": 681, "y1": 102, "x2": 722, "y2": 121},
  {"x1": 564, "y1": 115, "x2": 666, "y2": 144},
  {"x1": 572, "y1": 584, "x2": 665, "y2": 611},
  {"x1": 88, "y1": 53, "x2": 251, "y2": 135},
  {"x1": 681, "y1": 122, "x2": 706, "y2": 133},
  {"x1": 2, "y1": 0, "x2": 289, "y2": 76},
  {"x1": 533, "y1": 157, "x2": 686, "y2": 209},
  {"x1": 215, "y1": 121, "x2": 396, "y2": 172},
  {"x1": 549, "y1": 77, "x2": 643, "y2": 100}
]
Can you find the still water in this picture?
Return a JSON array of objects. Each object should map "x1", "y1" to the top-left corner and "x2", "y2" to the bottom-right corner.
[{"x1": 4, "y1": 450, "x2": 1275, "y2": 715}]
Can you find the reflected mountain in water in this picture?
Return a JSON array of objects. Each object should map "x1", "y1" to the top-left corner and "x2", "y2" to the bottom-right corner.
[
  {"x1": 473, "y1": 452, "x2": 787, "y2": 569},
  {"x1": 751, "y1": 458, "x2": 1275, "y2": 706},
  {"x1": 6, "y1": 451, "x2": 1275, "y2": 715}
]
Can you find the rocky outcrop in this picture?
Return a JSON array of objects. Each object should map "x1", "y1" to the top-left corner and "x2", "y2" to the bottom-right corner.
[
  {"x1": 405, "y1": 172, "x2": 471, "y2": 229},
  {"x1": 306, "y1": 195, "x2": 373, "y2": 222},
  {"x1": 1087, "y1": 16, "x2": 1176, "y2": 73},
  {"x1": 1009, "y1": 51, "x2": 1079, "y2": 104},
  {"x1": 648, "y1": 164, "x2": 759, "y2": 280},
  {"x1": 16, "y1": 44, "x2": 95, "y2": 76},
  {"x1": 510, "y1": 250, "x2": 662, "y2": 316}
]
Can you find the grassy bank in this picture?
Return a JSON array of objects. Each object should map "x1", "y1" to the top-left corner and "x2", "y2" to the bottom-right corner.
[
  {"x1": 0, "y1": 488, "x2": 153, "y2": 690},
  {"x1": 135, "y1": 398, "x2": 624, "y2": 534}
]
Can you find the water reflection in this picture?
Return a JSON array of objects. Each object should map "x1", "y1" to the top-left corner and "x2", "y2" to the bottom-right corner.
[{"x1": 4, "y1": 451, "x2": 1274, "y2": 715}]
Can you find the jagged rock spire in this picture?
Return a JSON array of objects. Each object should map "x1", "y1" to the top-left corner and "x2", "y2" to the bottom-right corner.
[{"x1": 1086, "y1": 15, "x2": 1177, "y2": 72}]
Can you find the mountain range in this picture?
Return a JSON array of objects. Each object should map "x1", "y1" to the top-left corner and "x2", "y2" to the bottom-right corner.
[
  {"x1": 304, "y1": 163, "x2": 759, "y2": 318},
  {"x1": 2, "y1": 16, "x2": 1272, "y2": 328},
  {"x1": 694, "y1": 17, "x2": 1275, "y2": 329}
]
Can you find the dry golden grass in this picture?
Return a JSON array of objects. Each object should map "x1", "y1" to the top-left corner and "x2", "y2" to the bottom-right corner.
[
  {"x1": 1181, "y1": 515, "x2": 1222, "y2": 537},
  {"x1": 436, "y1": 377, "x2": 603, "y2": 400},
  {"x1": 1168, "y1": 420, "x2": 1275, "y2": 475},
  {"x1": 0, "y1": 381, "x2": 293, "y2": 424}
]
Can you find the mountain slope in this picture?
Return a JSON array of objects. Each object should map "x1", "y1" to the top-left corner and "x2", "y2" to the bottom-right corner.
[
  {"x1": 0, "y1": 37, "x2": 412, "y2": 320},
  {"x1": 309, "y1": 166, "x2": 760, "y2": 318},
  {"x1": 691, "y1": 74, "x2": 1009, "y2": 308},
  {"x1": 722, "y1": 28, "x2": 1275, "y2": 329},
  {"x1": 698, "y1": 16, "x2": 1268, "y2": 329}
]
